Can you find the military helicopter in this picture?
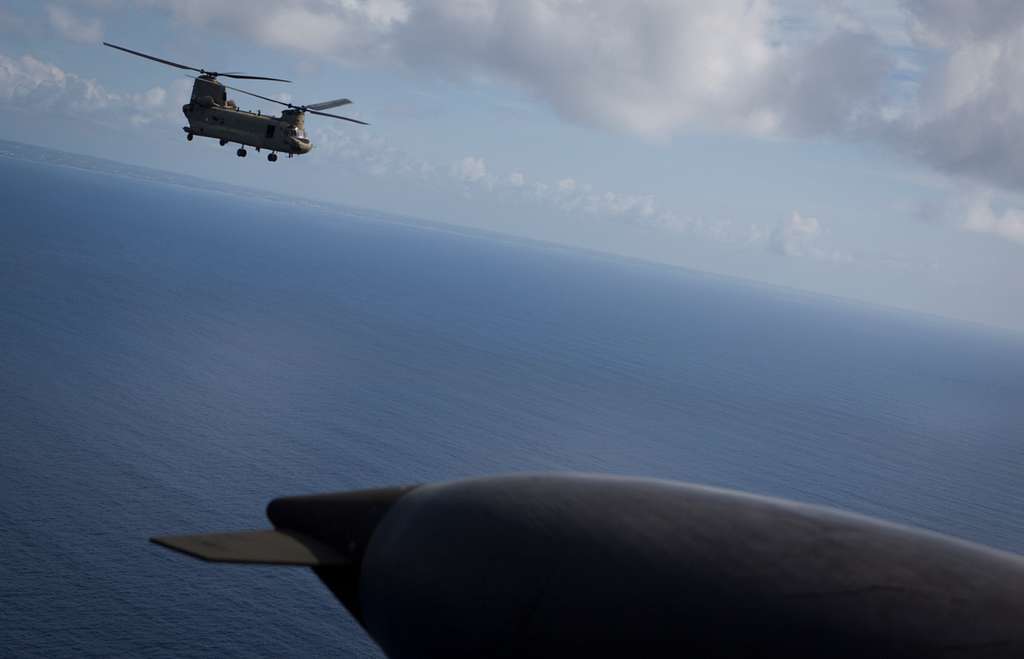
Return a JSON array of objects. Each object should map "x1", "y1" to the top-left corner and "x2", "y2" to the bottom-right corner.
[{"x1": 103, "y1": 42, "x2": 368, "y2": 162}]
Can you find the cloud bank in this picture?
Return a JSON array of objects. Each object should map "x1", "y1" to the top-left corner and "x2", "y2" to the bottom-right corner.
[
  {"x1": 0, "y1": 53, "x2": 179, "y2": 125},
  {"x1": 965, "y1": 196, "x2": 1024, "y2": 244},
  {"x1": 14, "y1": 1, "x2": 1024, "y2": 252},
  {"x1": 115, "y1": 1, "x2": 1024, "y2": 221},
  {"x1": 138, "y1": 1, "x2": 891, "y2": 139}
]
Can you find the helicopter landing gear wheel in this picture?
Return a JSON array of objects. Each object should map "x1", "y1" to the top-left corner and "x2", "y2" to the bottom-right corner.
[
  {"x1": 219, "y1": 139, "x2": 228, "y2": 146},
  {"x1": 268, "y1": 153, "x2": 278, "y2": 162},
  {"x1": 236, "y1": 148, "x2": 247, "y2": 158},
  {"x1": 186, "y1": 133, "x2": 193, "y2": 142}
]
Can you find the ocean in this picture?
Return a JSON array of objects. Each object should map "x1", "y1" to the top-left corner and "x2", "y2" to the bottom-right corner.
[{"x1": 1, "y1": 153, "x2": 1022, "y2": 657}]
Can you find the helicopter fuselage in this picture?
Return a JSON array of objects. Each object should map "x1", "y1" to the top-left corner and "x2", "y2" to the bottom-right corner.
[
  {"x1": 182, "y1": 103, "x2": 312, "y2": 155},
  {"x1": 182, "y1": 76, "x2": 312, "y2": 156}
]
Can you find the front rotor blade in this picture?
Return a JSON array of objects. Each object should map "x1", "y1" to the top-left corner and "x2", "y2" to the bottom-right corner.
[
  {"x1": 103, "y1": 42, "x2": 198, "y2": 73},
  {"x1": 308, "y1": 109, "x2": 369, "y2": 125},
  {"x1": 306, "y1": 98, "x2": 352, "y2": 111},
  {"x1": 105, "y1": 43, "x2": 290, "y2": 82}
]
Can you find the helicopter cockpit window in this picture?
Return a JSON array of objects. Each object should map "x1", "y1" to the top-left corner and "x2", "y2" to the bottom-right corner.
[{"x1": 288, "y1": 126, "x2": 309, "y2": 141}]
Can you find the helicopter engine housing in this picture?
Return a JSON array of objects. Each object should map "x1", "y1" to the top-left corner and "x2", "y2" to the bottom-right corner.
[{"x1": 190, "y1": 76, "x2": 226, "y2": 106}]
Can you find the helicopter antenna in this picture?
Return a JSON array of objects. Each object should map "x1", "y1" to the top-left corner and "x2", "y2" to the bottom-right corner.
[
  {"x1": 223, "y1": 84, "x2": 370, "y2": 125},
  {"x1": 103, "y1": 42, "x2": 291, "y2": 82}
]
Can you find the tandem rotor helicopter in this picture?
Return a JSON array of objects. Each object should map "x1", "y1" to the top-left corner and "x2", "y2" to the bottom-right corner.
[{"x1": 104, "y1": 42, "x2": 368, "y2": 162}]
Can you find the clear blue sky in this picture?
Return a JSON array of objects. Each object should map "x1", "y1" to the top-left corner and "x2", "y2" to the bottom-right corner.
[{"x1": 3, "y1": 1, "x2": 1022, "y2": 331}]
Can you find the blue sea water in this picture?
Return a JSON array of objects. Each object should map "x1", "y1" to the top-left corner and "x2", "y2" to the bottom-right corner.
[{"x1": 1, "y1": 155, "x2": 1023, "y2": 657}]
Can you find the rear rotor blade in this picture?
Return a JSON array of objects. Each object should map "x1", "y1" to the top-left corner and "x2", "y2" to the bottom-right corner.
[
  {"x1": 308, "y1": 109, "x2": 369, "y2": 125},
  {"x1": 306, "y1": 98, "x2": 352, "y2": 111},
  {"x1": 103, "y1": 42, "x2": 198, "y2": 73},
  {"x1": 222, "y1": 84, "x2": 294, "y2": 108},
  {"x1": 222, "y1": 84, "x2": 369, "y2": 124}
]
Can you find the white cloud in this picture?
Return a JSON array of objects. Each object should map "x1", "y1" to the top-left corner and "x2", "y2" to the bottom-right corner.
[
  {"x1": 0, "y1": 53, "x2": 178, "y2": 124},
  {"x1": 310, "y1": 124, "x2": 427, "y2": 178},
  {"x1": 146, "y1": 0, "x2": 408, "y2": 57},
  {"x1": 125, "y1": 0, "x2": 893, "y2": 139},
  {"x1": 905, "y1": 1, "x2": 1024, "y2": 47},
  {"x1": 772, "y1": 211, "x2": 820, "y2": 257},
  {"x1": 965, "y1": 196, "x2": 1024, "y2": 244},
  {"x1": 238, "y1": 110, "x2": 781, "y2": 248},
  {"x1": 768, "y1": 211, "x2": 849, "y2": 261},
  {"x1": 47, "y1": 6, "x2": 103, "y2": 43},
  {"x1": 95, "y1": 1, "x2": 1024, "y2": 247},
  {"x1": 451, "y1": 155, "x2": 488, "y2": 183},
  {"x1": 585, "y1": 191, "x2": 656, "y2": 217},
  {"x1": 0, "y1": 53, "x2": 103, "y2": 111},
  {"x1": 424, "y1": 145, "x2": 755, "y2": 242},
  {"x1": 26, "y1": 0, "x2": 1024, "y2": 256},
  {"x1": 912, "y1": 186, "x2": 1024, "y2": 245},
  {"x1": 878, "y1": 2, "x2": 1024, "y2": 211}
]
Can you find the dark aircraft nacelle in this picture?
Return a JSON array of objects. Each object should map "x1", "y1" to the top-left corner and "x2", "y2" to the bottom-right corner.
[{"x1": 154, "y1": 473, "x2": 1024, "y2": 658}]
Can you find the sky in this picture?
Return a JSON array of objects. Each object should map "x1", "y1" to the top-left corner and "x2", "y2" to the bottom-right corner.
[{"x1": 2, "y1": 1, "x2": 1023, "y2": 332}]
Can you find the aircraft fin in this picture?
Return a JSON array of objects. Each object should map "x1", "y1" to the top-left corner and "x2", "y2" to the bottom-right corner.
[{"x1": 151, "y1": 529, "x2": 348, "y2": 566}]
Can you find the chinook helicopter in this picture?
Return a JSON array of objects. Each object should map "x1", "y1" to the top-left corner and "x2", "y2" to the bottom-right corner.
[{"x1": 103, "y1": 42, "x2": 368, "y2": 162}]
